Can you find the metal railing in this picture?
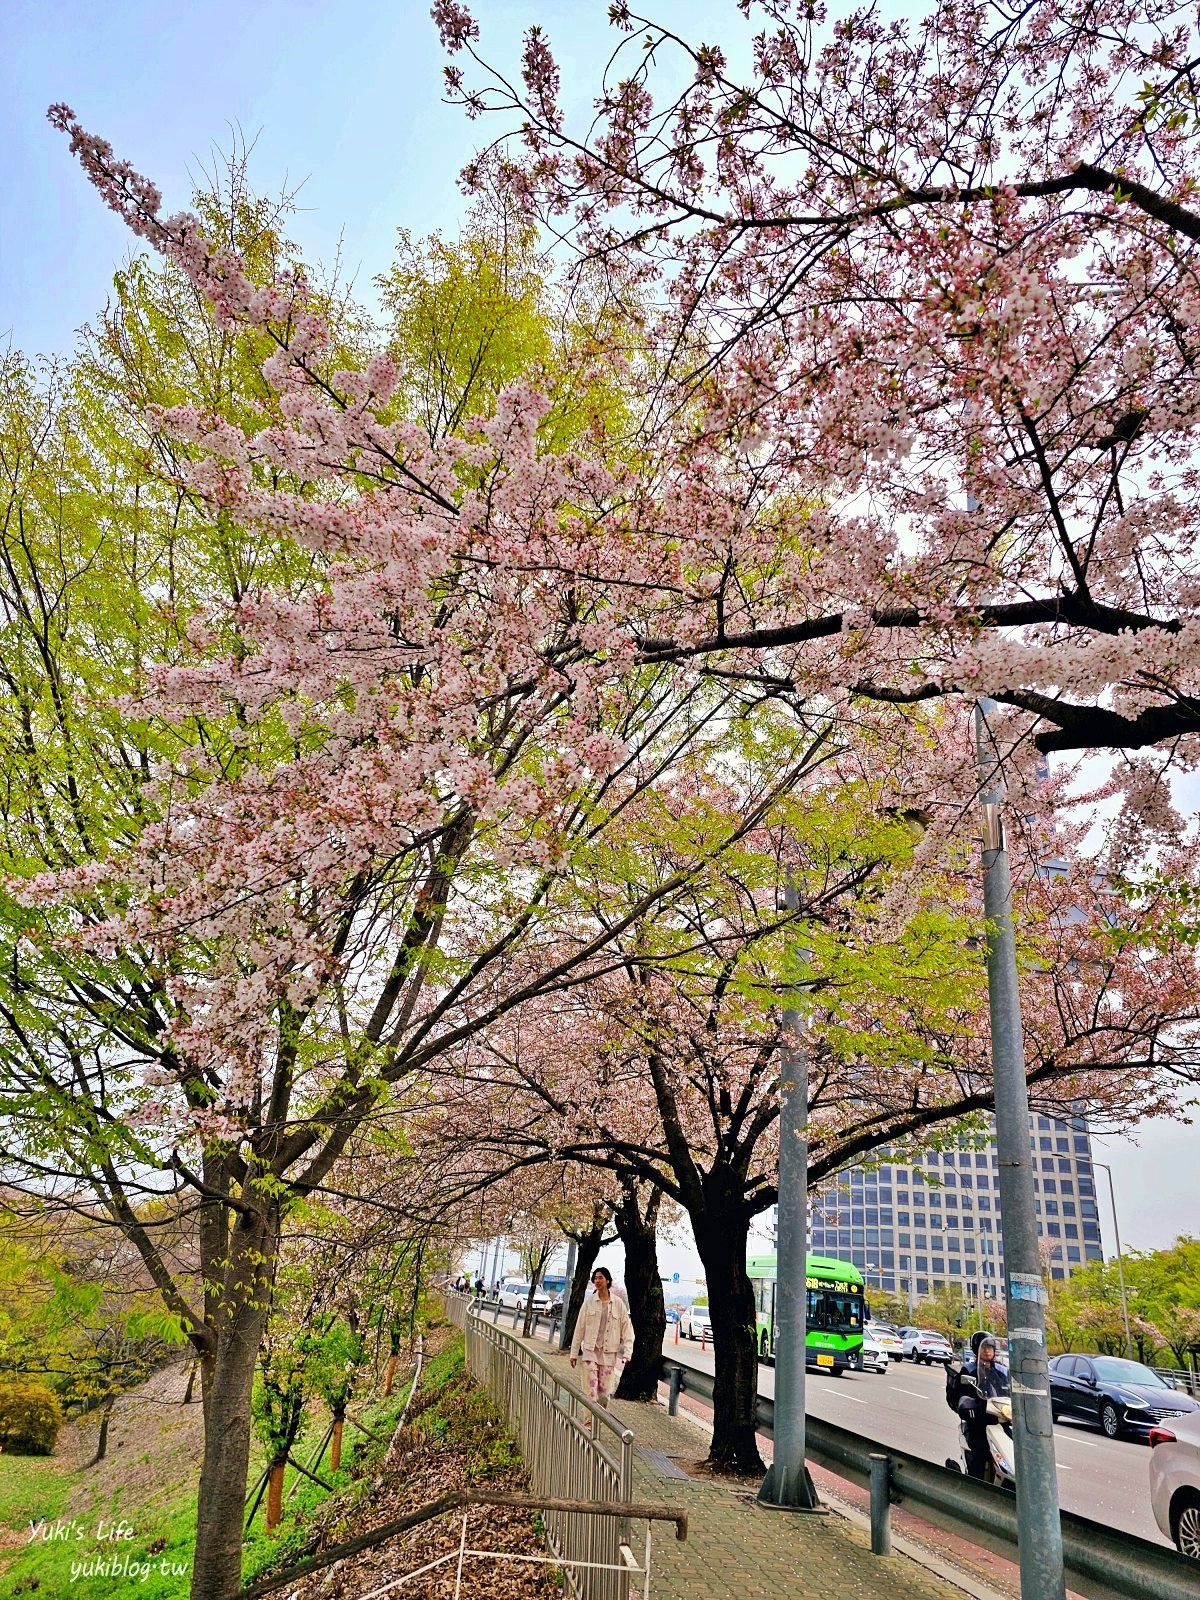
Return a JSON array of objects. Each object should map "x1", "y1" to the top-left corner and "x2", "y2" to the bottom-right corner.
[
  {"x1": 466, "y1": 1306, "x2": 639, "y2": 1600},
  {"x1": 232, "y1": 1485, "x2": 686, "y2": 1600},
  {"x1": 661, "y1": 1353, "x2": 1199, "y2": 1600},
  {"x1": 1151, "y1": 1365, "x2": 1200, "y2": 1397}
]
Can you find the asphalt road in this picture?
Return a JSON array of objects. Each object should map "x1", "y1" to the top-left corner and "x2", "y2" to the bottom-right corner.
[{"x1": 662, "y1": 1333, "x2": 1171, "y2": 1548}]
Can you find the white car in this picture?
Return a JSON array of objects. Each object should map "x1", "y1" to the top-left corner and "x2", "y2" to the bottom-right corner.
[
  {"x1": 867, "y1": 1322, "x2": 905, "y2": 1361},
  {"x1": 860, "y1": 1333, "x2": 890, "y2": 1374},
  {"x1": 1150, "y1": 1410, "x2": 1200, "y2": 1559},
  {"x1": 680, "y1": 1305, "x2": 714, "y2": 1341},
  {"x1": 901, "y1": 1327, "x2": 954, "y2": 1364},
  {"x1": 496, "y1": 1280, "x2": 551, "y2": 1313}
]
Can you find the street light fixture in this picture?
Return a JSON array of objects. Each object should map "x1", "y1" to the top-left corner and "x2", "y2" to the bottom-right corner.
[{"x1": 1091, "y1": 1160, "x2": 1134, "y2": 1361}]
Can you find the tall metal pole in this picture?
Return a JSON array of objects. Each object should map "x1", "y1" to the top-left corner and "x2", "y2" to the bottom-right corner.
[
  {"x1": 1094, "y1": 1161, "x2": 1134, "y2": 1360},
  {"x1": 489, "y1": 1232, "x2": 506, "y2": 1291},
  {"x1": 976, "y1": 700, "x2": 1065, "y2": 1600},
  {"x1": 758, "y1": 884, "x2": 818, "y2": 1510}
]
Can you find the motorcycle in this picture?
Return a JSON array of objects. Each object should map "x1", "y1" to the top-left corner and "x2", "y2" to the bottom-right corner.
[{"x1": 945, "y1": 1371, "x2": 1016, "y2": 1488}]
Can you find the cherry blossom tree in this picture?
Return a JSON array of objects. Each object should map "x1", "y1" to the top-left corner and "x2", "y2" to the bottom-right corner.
[
  {"x1": 437, "y1": 0, "x2": 1200, "y2": 782},
  {"x1": 10, "y1": 109, "x2": 782, "y2": 1599},
  {"x1": 448, "y1": 717, "x2": 1200, "y2": 1469}
]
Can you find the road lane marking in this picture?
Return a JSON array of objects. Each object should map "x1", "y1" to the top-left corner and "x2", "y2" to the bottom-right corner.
[{"x1": 892, "y1": 1387, "x2": 929, "y2": 1399}]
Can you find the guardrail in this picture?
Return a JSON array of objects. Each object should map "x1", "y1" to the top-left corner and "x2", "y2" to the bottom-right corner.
[
  {"x1": 1152, "y1": 1365, "x2": 1200, "y2": 1398},
  {"x1": 444, "y1": 1287, "x2": 563, "y2": 1340},
  {"x1": 660, "y1": 1353, "x2": 1199, "y2": 1600},
  {"x1": 446, "y1": 1292, "x2": 674, "y2": 1600}
]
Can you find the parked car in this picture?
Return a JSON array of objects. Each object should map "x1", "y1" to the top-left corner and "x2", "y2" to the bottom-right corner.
[
  {"x1": 680, "y1": 1305, "x2": 714, "y2": 1341},
  {"x1": 860, "y1": 1332, "x2": 890, "y2": 1374},
  {"x1": 1048, "y1": 1353, "x2": 1200, "y2": 1439},
  {"x1": 665, "y1": 1308, "x2": 681, "y2": 1324},
  {"x1": 496, "y1": 1279, "x2": 552, "y2": 1313},
  {"x1": 1149, "y1": 1410, "x2": 1200, "y2": 1558},
  {"x1": 900, "y1": 1327, "x2": 954, "y2": 1364},
  {"x1": 866, "y1": 1322, "x2": 905, "y2": 1361}
]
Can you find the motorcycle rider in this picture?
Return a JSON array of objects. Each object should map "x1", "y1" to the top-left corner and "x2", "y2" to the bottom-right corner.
[{"x1": 951, "y1": 1332, "x2": 1010, "y2": 1479}]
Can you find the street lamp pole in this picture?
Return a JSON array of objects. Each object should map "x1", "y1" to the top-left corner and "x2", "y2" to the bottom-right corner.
[
  {"x1": 758, "y1": 883, "x2": 819, "y2": 1510},
  {"x1": 976, "y1": 700, "x2": 1066, "y2": 1600},
  {"x1": 1093, "y1": 1161, "x2": 1134, "y2": 1361}
]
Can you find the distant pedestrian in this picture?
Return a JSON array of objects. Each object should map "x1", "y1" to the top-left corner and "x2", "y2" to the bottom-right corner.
[{"x1": 570, "y1": 1267, "x2": 633, "y2": 1408}]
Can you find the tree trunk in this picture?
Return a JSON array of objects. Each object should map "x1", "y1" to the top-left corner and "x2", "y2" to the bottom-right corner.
[
  {"x1": 265, "y1": 1460, "x2": 286, "y2": 1532},
  {"x1": 89, "y1": 1394, "x2": 115, "y2": 1466},
  {"x1": 190, "y1": 1206, "x2": 278, "y2": 1600},
  {"x1": 183, "y1": 1361, "x2": 199, "y2": 1405},
  {"x1": 563, "y1": 1212, "x2": 609, "y2": 1350},
  {"x1": 694, "y1": 1205, "x2": 763, "y2": 1473},
  {"x1": 614, "y1": 1184, "x2": 666, "y2": 1402},
  {"x1": 330, "y1": 1414, "x2": 344, "y2": 1474}
]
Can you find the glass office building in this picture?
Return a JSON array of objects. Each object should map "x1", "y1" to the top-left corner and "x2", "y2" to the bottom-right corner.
[{"x1": 806, "y1": 1113, "x2": 1104, "y2": 1304}]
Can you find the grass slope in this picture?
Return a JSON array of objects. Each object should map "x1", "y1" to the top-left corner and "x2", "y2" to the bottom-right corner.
[{"x1": 0, "y1": 1320, "x2": 546, "y2": 1599}]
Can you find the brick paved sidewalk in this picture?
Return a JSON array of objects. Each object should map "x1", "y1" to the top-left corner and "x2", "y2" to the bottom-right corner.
[{"x1": 534, "y1": 1343, "x2": 970, "y2": 1600}]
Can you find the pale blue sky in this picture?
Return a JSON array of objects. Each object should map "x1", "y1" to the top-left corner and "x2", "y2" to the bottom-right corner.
[
  {"x1": 2, "y1": 0, "x2": 1195, "y2": 1250},
  {"x1": 0, "y1": 0, "x2": 720, "y2": 357}
]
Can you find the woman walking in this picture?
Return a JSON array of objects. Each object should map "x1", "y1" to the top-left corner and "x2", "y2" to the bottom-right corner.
[{"x1": 569, "y1": 1267, "x2": 633, "y2": 1408}]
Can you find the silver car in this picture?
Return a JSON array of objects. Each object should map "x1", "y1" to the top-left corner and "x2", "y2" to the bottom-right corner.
[{"x1": 1150, "y1": 1409, "x2": 1200, "y2": 1559}]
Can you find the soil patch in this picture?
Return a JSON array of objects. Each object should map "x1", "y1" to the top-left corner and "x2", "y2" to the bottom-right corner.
[
  {"x1": 284, "y1": 1331, "x2": 558, "y2": 1600},
  {"x1": 65, "y1": 1359, "x2": 203, "y2": 1522}
]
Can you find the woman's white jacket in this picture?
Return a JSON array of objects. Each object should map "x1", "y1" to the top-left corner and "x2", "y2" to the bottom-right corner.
[{"x1": 570, "y1": 1294, "x2": 634, "y2": 1361}]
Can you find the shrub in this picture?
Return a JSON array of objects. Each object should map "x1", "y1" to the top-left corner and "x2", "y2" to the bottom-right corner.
[{"x1": 0, "y1": 1379, "x2": 63, "y2": 1455}]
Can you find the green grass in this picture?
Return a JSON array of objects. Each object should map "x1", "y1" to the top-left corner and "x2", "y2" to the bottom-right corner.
[
  {"x1": 0, "y1": 1452, "x2": 70, "y2": 1534},
  {"x1": 0, "y1": 1332, "x2": 502, "y2": 1599}
]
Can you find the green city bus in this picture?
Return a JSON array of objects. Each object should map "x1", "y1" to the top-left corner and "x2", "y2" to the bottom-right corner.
[{"x1": 747, "y1": 1253, "x2": 866, "y2": 1375}]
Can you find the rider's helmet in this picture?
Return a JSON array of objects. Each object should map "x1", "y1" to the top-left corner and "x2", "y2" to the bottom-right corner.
[{"x1": 970, "y1": 1330, "x2": 995, "y2": 1357}]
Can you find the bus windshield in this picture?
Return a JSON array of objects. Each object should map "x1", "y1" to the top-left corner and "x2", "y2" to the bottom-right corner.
[{"x1": 807, "y1": 1287, "x2": 863, "y2": 1333}]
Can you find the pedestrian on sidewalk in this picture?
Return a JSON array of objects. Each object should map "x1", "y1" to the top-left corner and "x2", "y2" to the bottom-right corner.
[{"x1": 570, "y1": 1267, "x2": 633, "y2": 1408}]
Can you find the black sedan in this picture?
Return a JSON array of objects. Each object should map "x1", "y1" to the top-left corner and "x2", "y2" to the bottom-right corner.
[{"x1": 1048, "y1": 1354, "x2": 1200, "y2": 1440}]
